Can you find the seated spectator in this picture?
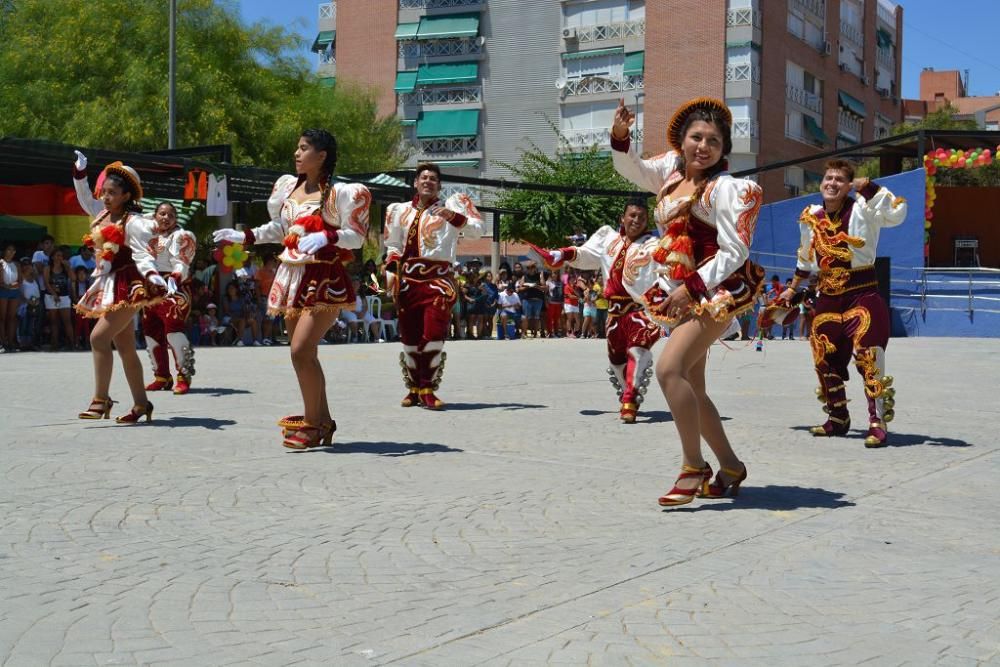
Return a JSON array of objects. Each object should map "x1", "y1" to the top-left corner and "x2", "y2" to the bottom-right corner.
[
  {"x1": 497, "y1": 283, "x2": 521, "y2": 339},
  {"x1": 339, "y1": 279, "x2": 380, "y2": 342}
]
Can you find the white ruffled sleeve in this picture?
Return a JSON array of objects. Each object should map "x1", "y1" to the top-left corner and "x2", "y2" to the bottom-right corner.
[
  {"x1": 251, "y1": 175, "x2": 298, "y2": 244},
  {"x1": 795, "y1": 206, "x2": 820, "y2": 275},
  {"x1": 126, "y1": 215, "x2": 159, "y2": 277},
  {"x1": 168, "y1": 229, "x2": 198, "y2": 279},
  {"x1": 326, "y1": 182, "x2": 372, "y2": 250},
  {"x1": 73, "y1": 174, "x2": 105, "y2": 218},
  {"x1": 445, "y1": 193, "x2": 484, "y2": 236},
  {"x1": 566, "y1": 226, "x2": 615, "y2": 272},
  {"x1": 383, "y1": 204, "x2": 405, "y2": 264},
  {"x1": 854, "y1": 182, "x2": 908, "y2": 229},
  {"x1": 612, "y1": 141, "x2": 680, "y2": 194},
  {"x1": 696, "y1": 176, "x2": 762, "y2": 291}
]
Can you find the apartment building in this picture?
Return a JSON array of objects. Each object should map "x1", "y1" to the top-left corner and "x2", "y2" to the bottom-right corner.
[
  {"x1": 314, "y1": 0, "x2": 904, "y2": 201},
  {"x1": 903, "y1": 68, "x2": 1000, "y2": 130}
]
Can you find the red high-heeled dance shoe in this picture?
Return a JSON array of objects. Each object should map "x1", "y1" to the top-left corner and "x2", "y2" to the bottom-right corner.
[
  {"x1": 116, "y1": 402, "x2": 154, "y2": 424},
  {"x1": 704, "y1": 464, "x2": 747, "y2": 499},
  {"x1": 145, "y1": 376, "x2": 173, "y2": 391},
  {"x1": 78, "y1": 397, "x2": 116, "y2": 420},
  {"x1": 658, "y1": 464, "x2": 713, "y2": 507},
  {"x1": 282, "y1": 421, "x2": 335, "y2": 450}
]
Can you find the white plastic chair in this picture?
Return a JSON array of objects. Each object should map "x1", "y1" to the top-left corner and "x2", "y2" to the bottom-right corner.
[{"x1": 366, "y1": 295, "x2": 397, "y2": 342}]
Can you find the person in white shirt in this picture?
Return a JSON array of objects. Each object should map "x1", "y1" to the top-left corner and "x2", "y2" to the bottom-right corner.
[
  {"x1": 0, "y1": 243, "x2": 21, "y2": 352},
  {"x1": 497, "y1": 283, "x2": 521, "y2": 338}
]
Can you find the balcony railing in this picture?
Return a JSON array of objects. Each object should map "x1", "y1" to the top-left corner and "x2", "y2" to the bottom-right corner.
[
  {"x1": 837, "y1": 110, "x2": 862, "y2": 140},
  {"x1": 568, "y1": 19, "x2": 646, "y2": 44},
  {"x1": 791, "y1": 0, "x2": 825, "y2": 20},
  {"x1": 786, "y1": 84, "x2": 823, "y2": 114},
  {"x1": 400, "y1": 0, "x2": 483, "y2": 8},
  {"x1": 732, "y1": 118, "x2": 760, "y2": 138},
  {"x1": 401, "y1": 86, "x2": 482, "y2": 105},
  {"x1": 877, "y1": 47, "x2": 895, "y2": 70},
  {"x1": 399, "y1": 38, "x2": 483, "y2": 58},
  {"x1": 727, "y1": 7, "x2": 762, "y2": 29},
  {"x1": 419, "y1": 136, "x2": 480, "y2": 155},
  {"x1": 560, "y1": 127, "x2": 644, "y2": 149},
  {"x1": 877, "y1": 2, "x2": 897, "y2": 26},
  {"x1": 319, "y1": 50, "x2": 335, "y2": 65},
  {"x1": 840, "y1": 20, "x2": 863, "y2": 47},
  {"x1": 563, "y1": 75, "x2": 644, "y2": 97},
  {"x1": 319, "y1": 2, "x2": 334, "y2": 20},
  {"x1": 726, "y1": 63, "x2": 761, "y2": 84}
]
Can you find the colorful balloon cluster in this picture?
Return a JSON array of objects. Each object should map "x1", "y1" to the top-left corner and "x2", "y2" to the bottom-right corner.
[
  {"x1": 922, "y1": 145, "x2": 999, "y2": 243},
  {"x1": 213, "y1": 242, "x2": 249, "y2": 273}
]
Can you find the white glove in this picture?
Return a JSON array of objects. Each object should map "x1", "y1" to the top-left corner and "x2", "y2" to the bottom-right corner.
[
  {"x1": 212, "y1": 228, "x2": 246, "y2": 244},
  {"x1": 234, "y1": 268, "x2": 249, "y2": 279},
  {"x1": 148, "y1": 274, "x2": 168, "y2": 291},
  {"x1": 73, "y1": 150, "x2": 88, "y2": 171},
  {"x1": 550, "y1": 250, "x2": 563, "y2": 265},
  {"x1": 167, "y1": 276, "x2": 179, "y2": 295},
  {"x1": 97, "y1": 259, "x2": 112, "y2": 275},
  {"x1": 297, "y1": 231, "x2": 329, "y2": 255}
]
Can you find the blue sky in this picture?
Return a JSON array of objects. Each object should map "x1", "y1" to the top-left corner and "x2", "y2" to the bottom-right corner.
[{"x1": 238, "y1": 0, "x2": 1000, "y2": 100}]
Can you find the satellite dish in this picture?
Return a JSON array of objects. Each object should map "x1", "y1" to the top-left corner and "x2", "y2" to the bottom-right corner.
[{"x1": 555, "y1": 78, "x2": 567, "y2": 90}]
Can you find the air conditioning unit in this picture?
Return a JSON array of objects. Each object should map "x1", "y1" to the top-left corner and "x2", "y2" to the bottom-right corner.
[
  {"x1": 822, "y1": 40, "x2": 833, "y2": 56},
  {"x1": 839, "y1": 62, "x2": 848, "y2": 72},
  {"x1": 861, "y1": 74, "x2": 870, "y2": 86},
  {"x1": 562, "y1": 27, "x2": 578, "y2": 41},
  {"x1": 785, "y1": 184, "x2": 801, "y2": 197}
]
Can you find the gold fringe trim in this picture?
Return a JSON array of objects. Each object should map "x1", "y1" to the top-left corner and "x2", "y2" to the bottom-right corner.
[
  {"x1": 75, "y1": 295, "x2": 165, "y2": 319},
  {"x1": 274, "y1": 301, "x2": 350, "y2": 320}
]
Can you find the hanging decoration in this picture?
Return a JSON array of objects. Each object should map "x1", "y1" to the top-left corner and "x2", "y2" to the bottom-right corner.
[{"x1": 923, "y1": 145, "x2": 997, "y2": 244}]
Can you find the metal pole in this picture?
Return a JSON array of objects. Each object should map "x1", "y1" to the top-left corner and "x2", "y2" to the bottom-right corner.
[
  {"x1": 168, "y1": 0, "x2": 177, "y2": 149},
  {"x1": 490, "y1": 211, "x2": 501, "y2": 276}
]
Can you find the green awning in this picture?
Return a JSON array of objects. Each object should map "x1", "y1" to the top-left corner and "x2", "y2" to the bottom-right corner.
[
  {"x1": 140, "y1": 200, "x2": 203, "y2": 228},
  {"x1": 319, "y1": 76, "x2": 335, "y2": 88},
  {"x1": 416, "y1": 109, "x2": 480, "y2": 139},
  {"x1": 417, "y1": 61, "x2": 479, "y2": 86},
  {"x1": 395, "y1": 71, "x2": 418, "y2": 93},
  {"x1": 416, "y1": 14, "x2": 480, "y2": 40},
  {"x1": 395, "y1": 23, "x2": 419, "y2": 40},
  {"x1": 838, "y1": 90, "x2": 866, "y2": 117},
  {"x1": 311, "y1": 30, "x2": 335, "y2": 52},
  {"x1": 368, "y1": 173, "x2": 409, "y2": 188},
  {"x1": 876, "y1": 28, "x2": 893, "y2": 49},
  {"x1": 623, "y1": 51, "x2": 644, "y2": 77},
  {"x1": 400, "y1": 119, "x2": 417, "y2": 126},
  {"x1": 561, "y1": 46, "x2": 624, "y2": 61},
  {"x1": 0, "y1": 214, "x2": 46, "y2": 241},
  {"x1": 836, "y1": 132, "x2": 859, "y2": 145},
  {"x1": 802, "y1": 114, "x2": 829, "y2": 145},
  {"x1": 435, "y1": 160, "x2": 480, "y2": 168}
]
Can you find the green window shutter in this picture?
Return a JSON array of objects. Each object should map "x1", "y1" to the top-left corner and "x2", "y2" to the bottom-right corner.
[
  {"x1": 561, "y1": 46, "x2": 624, "y2": 61},
  {"x1": 623, "y1": 51, "x2": 644, "y2": 76},
  {"x1": 803, "y1": 114, "x2": 830, "y2": 145},
  {"x1": 876, "y1": 28, "x2": 893, "y2": 49},
  {"x1": 311, "y1": 30, "x2": 335, "y2": 52},
  {"x1": 394, "y1": 71, "x2": 419, "y2": 93},
  {"x1": 395, "y1": 23, "x2": 419, "y2": 40},
  {"x1": 416, "y1": 14, "x2": 480, "y2": 40},
  {"x1": 838, "y1": 90, "x2": 866, "y2": 117},
  {"x1": 319, "y1": 77, "x2": 336, "y2": 88},
  {"x1": 416, "y1": 109, "x2": 480, "y2": 138},
  {"x1": 416, "y1": 62, "x2": 479, "y2": 86}
]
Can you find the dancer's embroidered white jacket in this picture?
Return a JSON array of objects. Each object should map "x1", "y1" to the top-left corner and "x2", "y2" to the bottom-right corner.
[{"x1": 383, "y1": 194, "x2": 484, "y2": 265}]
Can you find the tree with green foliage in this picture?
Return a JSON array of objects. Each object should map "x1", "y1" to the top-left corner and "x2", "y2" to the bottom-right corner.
[
  {"x1": 0, "y1": 0, "x2": 405, "y2": 174},
  {"x1": 493, "y1": 135, "x2": 649, "y2": 247}
]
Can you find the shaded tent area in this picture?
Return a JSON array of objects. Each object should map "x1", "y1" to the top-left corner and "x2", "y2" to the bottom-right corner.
[
  {"x1": 0, "y1": 137, "x2": 419, "y2": 246},
  {"x1": 0, "y1": 214, "x2": 47, "y2": 242}
]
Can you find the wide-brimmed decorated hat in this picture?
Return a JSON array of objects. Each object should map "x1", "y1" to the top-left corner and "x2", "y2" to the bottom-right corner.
[
  {"x1": 667, "y1": 97, "x2": 733, "y2": 152},
  {"x1": 100, "y1": 161, "x2": 143, "y2": 203}
]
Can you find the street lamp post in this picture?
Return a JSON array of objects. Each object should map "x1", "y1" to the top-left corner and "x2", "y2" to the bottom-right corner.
[{"x1": 168, "y1": 0, "x2": 177, "y2": 149}]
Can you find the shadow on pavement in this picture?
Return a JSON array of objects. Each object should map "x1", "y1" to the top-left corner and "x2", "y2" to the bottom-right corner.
[
  {"x1": 664, "y1": 484, "x2": 855, "y2": 512},
  {"x1": 443, "y1": 402, "x2": 546, "y2": 411},
  {"x1": 298, "y1": 441, "x2": 463, "y2": 457},
  {"x1": 157, "y1": 417, "x2": 238, "y2": 430},
  {"x1": 580, "y1": 409, "x2": 722, "y2": 424},
  {"x1": 790, "y1": 425, "x2": 972, "y2": 447},
  {"x1": 183, "y1": 387, "x2": 253, "y2": 397}
]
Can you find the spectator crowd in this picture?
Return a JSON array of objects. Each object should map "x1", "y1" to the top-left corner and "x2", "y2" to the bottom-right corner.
[{"x1": 0, "y1": 234, "x2": 818, "y2": 353}]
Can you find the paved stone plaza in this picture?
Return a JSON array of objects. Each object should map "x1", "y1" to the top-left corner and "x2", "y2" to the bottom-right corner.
[{"x1": 1, "y1": 337, "x2": 998, "y2": 666}]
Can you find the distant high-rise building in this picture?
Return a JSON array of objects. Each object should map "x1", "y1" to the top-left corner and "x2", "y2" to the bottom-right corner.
[{"x1": 315, "y1": 0, "x2": 905, "y2": 201}]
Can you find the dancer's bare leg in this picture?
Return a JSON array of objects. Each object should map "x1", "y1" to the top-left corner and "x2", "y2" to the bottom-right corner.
[
  {"x1": 288, "y1": 309, "x2": 339, "y2": 425},
  {"x1": 112, "y1": 319, "x2": 149, "y2": 409},
  {"x1": 89, "y1": 308, "x2": 137, "y2": 400}
]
